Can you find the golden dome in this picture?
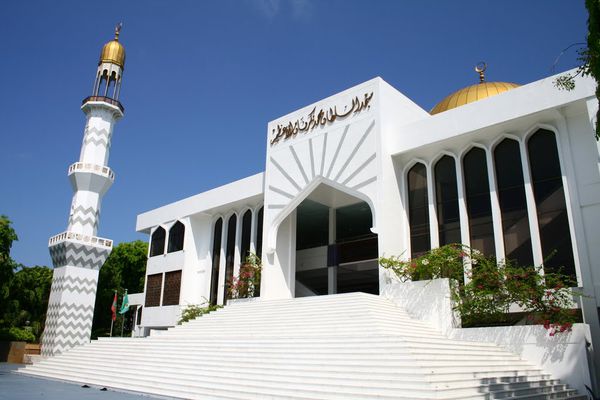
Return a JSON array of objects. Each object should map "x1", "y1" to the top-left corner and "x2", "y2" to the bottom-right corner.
[
  {"x1": 430, "y1": 81, "x2": 520, "y2": 115},
  {"x1": 430, "y1": 64, "x2": 519, "y2": 115},
  {"x1": 99, "y1": 24, "x2": 125, "y2": 69}
]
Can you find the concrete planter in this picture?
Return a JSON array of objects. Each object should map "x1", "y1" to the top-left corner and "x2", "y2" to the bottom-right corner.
[
  {"x1": 226, "y1": 297, "x2": 260, "y2": 306},
  {"x1": 0, "y1": 341, "x2": 27, "y2": 363}
]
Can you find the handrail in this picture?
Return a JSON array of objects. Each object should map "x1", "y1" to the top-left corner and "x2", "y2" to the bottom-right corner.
[{"x1": 82, "y1": 96, "x2": 124, "y2": 113}]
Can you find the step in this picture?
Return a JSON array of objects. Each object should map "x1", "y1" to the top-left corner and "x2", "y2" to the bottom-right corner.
[{"x1": 19, "y1": 293, "x2": 585, "y2": 400}]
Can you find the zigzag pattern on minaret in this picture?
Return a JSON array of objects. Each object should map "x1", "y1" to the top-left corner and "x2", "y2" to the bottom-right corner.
[
  {"x1": 41, "y1": 302, "x2": 95, "y2": 356},
  {"x1": 50, "y1": 275, "x2": 98, "y2": 296},
  {"x1": 82, "y1": 126, "x2": 111, "y2": 149},
  {"x1": 49, "y1": 242, "x2": 111, "y2": 270},
  {"x1": 69, "y1": 206, "x2": 100, "y2": 230}
]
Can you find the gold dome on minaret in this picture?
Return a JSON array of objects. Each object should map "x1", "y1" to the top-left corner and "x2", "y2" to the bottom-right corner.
[
  {"x1": 430, "y1": 63, "x2": 519, "y2": 115},
  {"x1": 99, "y1": 23, "x2": 125, "y2": 69}
]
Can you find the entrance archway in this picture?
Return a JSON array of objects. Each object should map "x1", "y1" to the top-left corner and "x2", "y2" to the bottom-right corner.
[{"x1": 278, "y1": 183, "x2": 379, "y2": 297}]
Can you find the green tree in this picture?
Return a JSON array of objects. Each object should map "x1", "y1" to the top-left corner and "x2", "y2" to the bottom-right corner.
[
  {"x1": 92, "y1": 240, "x2": 148, "y2": 337},
  {"x1": 0, "y1": 215, "x2": 18, "y2": 326},
  {"x1": 5, "y1": 266, "x2": 53, "y2": 340},
  {"x1": 586, "y1": 0, "x2": 600, "y2": 139},
  {"x1": 555, "y1": 1, "x2": 600, "y2": 139}
]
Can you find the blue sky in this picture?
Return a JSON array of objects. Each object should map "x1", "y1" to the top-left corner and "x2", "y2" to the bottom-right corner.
[{"x1": 0, "y1": 0, "x2": 588, "y2": 267}]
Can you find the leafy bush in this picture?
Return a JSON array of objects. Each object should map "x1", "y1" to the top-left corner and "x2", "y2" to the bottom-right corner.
[
  {"x1": 178, "y1": 300, "x2": 222, "y2": 325},
  {"x1": 227, "y1": 253, "x2": 262, "y2": 299},
  {"x1": 380, "y1": 244, "x2": 578, "y2": 334},
  {"x1": 0, "y1": 326, "x2": 36, "y2": 342}
]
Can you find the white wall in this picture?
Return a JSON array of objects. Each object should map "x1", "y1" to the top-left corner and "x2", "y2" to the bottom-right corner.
[
  {"x1": 450, "y1": 325, "x2": 593, "y2": 396},
  {"x1": 384, "y1": 277, "x2": 593, "y2": 395}
]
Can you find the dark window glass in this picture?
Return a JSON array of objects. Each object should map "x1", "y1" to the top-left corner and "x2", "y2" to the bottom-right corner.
[
  {"x1": 296, "y1": 200, "x2": 329, "y2": 250},
  {"x1": 136, "y1": 306, "x2": 142, "y2": 325},
  {"x1": 434, "y1": 156, "x2": 461, "y2": 246},
  {"x1": 145, "y1": 273, "x2": 162, "y2": 307},
  {"x1": 463, "y1": 148, "x2": 495, "y2": 256},
  {"x1": 336, "y1": 202, "x2": 375, "y2": 243},
  {"x1": 224, "y1": 214, "x2": 237, "y2": 300},
  {"x1": 240, "y1": 210, "x2": 252, "y2": 262},
  {"x1": 255, "y1": 207, "x2": 264, "y2": 258},
  {"x1": 407, "y1": 163, "x2": 430, "y2": 256},
  {"x1": 167, "y1": 221, "x2": 185, "y2": 253},
  {"x1": 162, "y1": 270, "x2": 182, "y2": 306},
  {"x1": 494, "y1": 139, "x2": 534, "y2": 266},
  {"x1": 528, "y1": 129, "x2": 575, "y2": 277},
  {"x1": 209, "y1": 218, "x2": 223, "y2": 305},
  {"x1": 149, "y1": 227, "x2": 166, "y2": 257}
]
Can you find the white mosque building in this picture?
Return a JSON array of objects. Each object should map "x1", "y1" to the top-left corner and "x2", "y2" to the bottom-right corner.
[
  {"x1": 23, "y1": 28, "x2": 600, "y2": 399},
  {"x1": 127, "y1": 57, "x2": 600, "y2": 388},
  {"x1": 133, "y1": 66, "x2": 599, "y2": 339}
]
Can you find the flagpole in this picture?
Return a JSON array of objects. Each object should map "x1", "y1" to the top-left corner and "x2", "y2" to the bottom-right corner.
[
  {"x1": 121, "y1": 313, "x2": 125, "y2": 337},
  {"x1": 120, "y1": 289, "x2": 128, "y2": 337},
  {"x1": 110, "y1": 290, "x2": 117, "y2": 337}
]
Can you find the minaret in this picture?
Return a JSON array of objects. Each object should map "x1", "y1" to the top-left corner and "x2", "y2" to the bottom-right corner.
[{"x1": 42, "y1": 25, "x2": 126, "y2": 357}]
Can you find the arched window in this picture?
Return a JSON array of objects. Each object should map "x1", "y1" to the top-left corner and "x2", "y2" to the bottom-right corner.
[
  {"x1": 240, "y1": 210, "x2": 252, "y2": 262},
  {"x1": 434, "y1": 156, "x2": 461, "y2": 246},
  {"x1": 407, "y1": 162, "x2": 430, "y2": 257},
  {"x1": 149, "y1": 227, "x2": 166, "y2": 257},
  {"x1": 255, "y1": 207, "x2": 264, "y2": 259},
  {"x1": 209, "y1": 218, "x2": 223, "y2": 305},
  {"x1": 527, "y1": 129, "x2": 575, "y2": 277},
  {"x1": 167, "y1": 221, "x2": 185, "y2": 253},
  {"x1": 494, "y1": 139, "x2": 533, "y2": 266},
  {"x1": 224, "y1": 214, "x2": 237, "y2": 300},
  {"x1": 463, "y1": 148, "x2": 495, "y2": 256}
]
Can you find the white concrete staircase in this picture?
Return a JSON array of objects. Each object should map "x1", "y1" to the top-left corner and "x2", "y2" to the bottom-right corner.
[{"x1": 18, "y1": 292, "x2": 585, "y2": 399}]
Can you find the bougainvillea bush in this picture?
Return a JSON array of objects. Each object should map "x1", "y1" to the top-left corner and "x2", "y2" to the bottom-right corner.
[
  {"x1": 379, "y1": 244, "x2": 578, "y2": 334},
  {"x1": 227, "y1": 253, "x2": 262, "y2": 299}
]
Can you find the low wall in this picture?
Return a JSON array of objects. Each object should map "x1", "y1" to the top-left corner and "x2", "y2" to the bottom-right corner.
[
  {"x1": 450, "y1": 324, "x2": 593, "y2": 396},
  {"x1": 380, "y1": 276, "x2": 459, "y2": 336},
  {"x1": 380, "y1": 276, "x2": 594, "y2": 395}
]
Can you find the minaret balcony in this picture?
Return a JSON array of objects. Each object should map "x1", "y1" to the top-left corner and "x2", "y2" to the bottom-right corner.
[
  {"x1": 82, "y1": 95, "x2": 124, "y2": 113},
  {"x1": 68, "y1": 162, "x2": 115, "y2": 195},
  {"x1": 49, "y1": 231, "x2": 113, "y2": 249},
  {"x1": 68, "y1": 162, "x2": 115, "y2": 180}
]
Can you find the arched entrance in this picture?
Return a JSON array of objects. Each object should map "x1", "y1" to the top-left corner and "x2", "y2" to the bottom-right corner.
[{"x1": 274, "y1": 183, "x2": 379, "y2": 297}]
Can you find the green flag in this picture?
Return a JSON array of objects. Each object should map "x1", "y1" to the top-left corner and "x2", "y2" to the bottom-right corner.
[{"x1": 119, "y1": 290, "x2": 129, "y2": 314}]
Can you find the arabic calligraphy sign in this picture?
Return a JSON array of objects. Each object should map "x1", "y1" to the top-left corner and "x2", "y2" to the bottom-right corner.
[{"x1": 270, "y1": 92, "x2": 374, "y2": 146}]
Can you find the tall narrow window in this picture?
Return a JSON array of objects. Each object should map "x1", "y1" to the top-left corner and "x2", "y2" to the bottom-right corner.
[
  {"x1": 434, "y1": 156, "x2": 461, "y2": 246},
  {"x1": 149, "y1": 227, "x2": 166, "y2": 257},
  {"x1": 167, "y1": 221, "x2": 185, "y2": 253},
  {"x1": 240, "y1": 210, "x2": 252, "y2": 262},
  {"x1": 463, "y1": 148, "x2": 495, "y2": 256},
  {"x1": 145, "y1": 273, "x2": 162, "y2": 307},
  {"x1": 224, "y1": 214, "x2": 237, "y2": 300},
  {"x1": 527, "y1": 129, "x2": 575, "y2": 277},
  {"x1": 494, "y1": 139, "x2": 534, "y2": 266},
  {"x1": 209, "y1": 218, "x2": 223, "y2": 305},
  {"x1": 162, "y1": 270, "x2": 182, "y2": 306},
  {"x1": 255, "y1": 207, "x2": 264, "y2": 259},
  {"x1": 407, "y1": 163, "x2": 430, "y2": 257}
]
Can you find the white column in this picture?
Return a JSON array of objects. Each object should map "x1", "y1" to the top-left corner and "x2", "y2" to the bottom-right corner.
[
  {"x1": 217, "y1": 218, "x2": 228, "y2": 305},
  {"x1": 455, "y1": 155, "x2": 472, "y2": 284},
  {"x1": 427, "y1": 163, "x2": 439, "y2": 249},
  {"x1": 519, "y1": 139, "x2": 544, "y2": 269},
  {"x1": 485, "y1": 147, "x2": 506, "y2": 263},
  {"x1": 233, "y1": 213, "x2": 243, "y2": 277}
]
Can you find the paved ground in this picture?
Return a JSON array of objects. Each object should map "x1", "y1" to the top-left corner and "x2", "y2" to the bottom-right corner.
[{"x1": 0, "y1": 363, "x2": 165, "y2": 400}]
